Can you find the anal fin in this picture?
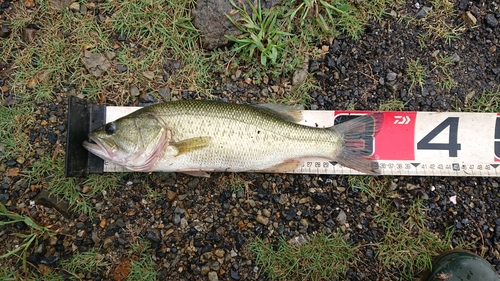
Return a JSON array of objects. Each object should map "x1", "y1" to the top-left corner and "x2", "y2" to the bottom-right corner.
[
  {"x1": 259, "y1": 159, "x2": 302, "y2": 173},
  {"x1": 179, "y1": 170, "x2": 211, "y2": 177}
]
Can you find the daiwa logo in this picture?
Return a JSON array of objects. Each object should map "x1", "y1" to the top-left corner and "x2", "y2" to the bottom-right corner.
[{"x1": 394, "y1": 115, "x2": 411, "y2": 125}]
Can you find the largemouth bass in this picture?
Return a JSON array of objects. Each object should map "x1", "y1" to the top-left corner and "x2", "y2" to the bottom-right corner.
[{"x1": 83, "y1": 100, "x2": 382, "y2": 176}]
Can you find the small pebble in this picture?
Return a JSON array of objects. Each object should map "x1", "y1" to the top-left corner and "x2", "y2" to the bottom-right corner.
[
  {"x1": 255, "y1": 214, "x2": 269, "y2": 225},
  {"x1": 485, "y1": 13, "x2": 499, "y2": 28},
  {"x1": 386, "y1": 72, "x2": 397, "y2": 82},
  {"x1": 69, "y1": 2, "x2": 80, "y2": 12},
  {"x1": 208, "y1": 271, "x2": 219, "y2": 281}
]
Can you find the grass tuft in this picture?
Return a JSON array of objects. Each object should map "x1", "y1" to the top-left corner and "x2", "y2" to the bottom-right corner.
[
  {"x1": 250, "y1": 232, "x2": 357, "y2": 280},
  {"x1": 127, "y1": 241, "x2": 157, "y2": 281},
  {"x1": 226, "y1": 0, "x2": 292, "y2": 67},
  {"x1": 406, "y1": 58, "x2": 427, "y2": 93},
  {"x1": 0, "y1": 103, "x2": 34, "y2": 161},
  {"x1": 58, "y1": 249, "x2": 109, "y2": 279},
  {"x1": 378, "y1": 98, "x2": 405, "y2": 111},
  {"x1": 466, "y1": 88, "x2": 500, "y2": 113},
  {"x1": 375, "y1": 198, "x2": 468, "y2": 279},
  {"x1": 29, "y1": 156, "x2": 123, "y2": 216},
  {"x1": 432, "y1": 54, "x2": 457, "y2": 92},
  {"x1": 0, "y1": 203, "x2": 54, "y2": 270}
]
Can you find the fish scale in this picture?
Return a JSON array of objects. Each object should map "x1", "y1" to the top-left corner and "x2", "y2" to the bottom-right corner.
[{"x1": 146, "y1": 101, "x2": 337, "y2": 172}]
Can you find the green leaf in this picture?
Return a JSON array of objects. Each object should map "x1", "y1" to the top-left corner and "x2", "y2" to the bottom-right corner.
[
  {"x1": 250, "y1": 33, "x2": 265, "y2": 51},
  {"x1": 271, "y1": 46, "x2": 278, "y2": 63}
]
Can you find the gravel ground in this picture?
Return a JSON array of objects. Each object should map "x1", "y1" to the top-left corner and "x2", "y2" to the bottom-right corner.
[{"x1": 1, "y1": 0, "x2": 500, "y2": 280}]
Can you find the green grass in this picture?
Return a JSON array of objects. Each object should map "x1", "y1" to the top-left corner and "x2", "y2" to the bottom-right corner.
[
  {"x1": 0, "y1": 267, "x2": 17, "y2": 281},
  {"x1": 56, "y1": 249, "x2": 108, "y2": 279},
  {"x1": 0, "y1": 103, "x2": 34, "y2": 161},
  {"x1": 0, "y1": 203, "x2": 54, "y2": 270},
  {"x1": 347, "y1": 175, "x2": 383, "y2": 199},
  {"x1": 378, "y1": 98, "x2": 405, "y2": 111},
  {"x1": 224, "y1": 173, "x2": 248, "y2": 193},
  {"x1": 226, "y1": 0, "x2": 292, "y2": 67},
  {"x1": 406, "y1": 58, "x2": 427, "y2": 93},
  {"x1": 4, "y1": 4, "x2": 110, "y2": 102},
  {"x1": 143, "y1": 183, "x2": 163, "y2": 202},
  {"x1": 250, "y1": 232, "x2": 357, "y2": 281},
  {"x1": 375, "y1": 198, "x2": 465, "y2": 280},
  {"x1": 432, "y1": 54, "x2": 457, "y2": 92},
  {"x1": 426, "y1": 0, "x2": 465, "y2": 45},
  {"x1": 343, "y1": 177, "x2": 472, "y2": 279},
  {"x1": 410, "y1": 0, "x2": 465, "y2": 48},
  {"x1": 127, "y1": 241, "x2": 157, "y2": 281},
  {"x1": 464, "y1": 88, "x2": 500, "y2": 112},
  {"x1": 100, "y1": 0, "x2": 211, "y2": 97},
  {"x1": 284, "y1": 73, "x2": 318, "y2": 107},
  {"x1": 289, "y1": 0, "x2": 363, "y2": 40},
  {"x1": 29, "y1": 155, "x2": 123, "y2": 216}
]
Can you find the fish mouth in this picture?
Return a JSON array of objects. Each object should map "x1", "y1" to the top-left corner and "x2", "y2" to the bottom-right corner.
[{"x1": 82, "y1": 135, "x2": 115, "y2": 160}]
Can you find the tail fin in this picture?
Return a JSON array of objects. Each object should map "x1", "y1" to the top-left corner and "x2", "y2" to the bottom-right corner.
[{"x1": 332, "y1": 113, "x2": 383, "y2": 175}]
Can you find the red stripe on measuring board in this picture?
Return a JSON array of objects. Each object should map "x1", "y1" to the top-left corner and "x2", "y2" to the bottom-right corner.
[
  {"x1": 326, "y1": 111, "x2": 499, "y2": 176},
  {"x1": 101, "y1": 107, "x2": 500, "y2": 176},
  {"x1": 333, "y1": 111, "x2": 417, "y2": 160}
]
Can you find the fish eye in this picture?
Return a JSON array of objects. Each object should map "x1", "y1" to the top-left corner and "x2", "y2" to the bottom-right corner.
[{"x1": 105, "y1": 122, "x2": 116, "y2": 135}]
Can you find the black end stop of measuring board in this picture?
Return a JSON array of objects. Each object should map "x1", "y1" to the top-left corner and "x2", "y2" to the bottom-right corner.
[{"x1": 65, "y1": 96, "x2": 106, "y2": 177}]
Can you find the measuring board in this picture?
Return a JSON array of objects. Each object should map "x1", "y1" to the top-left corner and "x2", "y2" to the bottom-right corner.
[{"x1": 65, "y1": 96, "x2": 500, "y2": 177}]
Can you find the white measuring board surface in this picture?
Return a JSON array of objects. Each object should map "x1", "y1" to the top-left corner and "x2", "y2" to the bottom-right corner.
[{"x1": 101, "y1": 106, "x2": 500, "y2": 177}]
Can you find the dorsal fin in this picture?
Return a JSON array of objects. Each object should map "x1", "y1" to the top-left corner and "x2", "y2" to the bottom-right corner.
[{"x1": 253, "y1": 103, "x2": 304, "y2": 123}]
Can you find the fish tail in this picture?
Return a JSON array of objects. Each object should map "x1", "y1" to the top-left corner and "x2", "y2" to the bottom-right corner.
[{"x1": 331, "y1": 113, "x2": 383, "y2": 175}]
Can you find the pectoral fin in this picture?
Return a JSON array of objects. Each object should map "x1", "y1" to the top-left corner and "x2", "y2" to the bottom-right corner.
[{"x1": 171, "y1": 137, "x2": 211, "y2": 156}]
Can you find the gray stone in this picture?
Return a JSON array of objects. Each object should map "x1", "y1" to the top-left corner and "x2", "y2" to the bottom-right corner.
[
  {"x1": 92, "y1": 231, "x2": 101, "y2": 244},
  {"x1": 158, "y1": 87, "x2": 171, "y2": 100},
  {"x1": 81, "y1": 50, "x2": 111, "y2": 77},
  {"x1": 130, "y1": 86, "x2": 140, "y2": 97},
  {"x1": 336, "y1": 209, "x2": 347, "y2": 224},
  {"x1": 173, "y1": 214, "x2": 181, "y2": 225},
  {"x1": 192, "y1": 0, "x2": 282, "y2": 50},
  {"x1": 463, "y1": 11, "x2": 476, "y2": 25},
  {"x1": 292, "y1": 67, "x2": 308, "y2": 86},
  {"x1": 79, "y1": 3, "x2": 87, "y2": 14},
  {"x1": 485, "y1": 13, "x2": 499, "y2": 28},
  {"x1": 261, "y1": 208, "x2": 271, "y2": 217},
  {"x1": 415, "y1": 6, "x2": 432, "y2": 19},
  {"x1": 386, "y1": 72, "x2": 397, "y2": 82},
  {"x1": 0, "y1": 193, "x2": 9, "y2": 204},
  {"x1": 210, "y1": 260, "x2": 221, "y2": 271},
  {"x1": 146, "y1": 229, "x2": 161, "y2": 242},
  {"x1": 116, "y1": 64, "x2": 128, "y2": 73},
  {"x1": 187, "y1": 178, "x2": 200, "y2": 188},
  {"x1": 50, "y1": 0, "x2": 73, "y2": 11},
  {"x1": 208, "y1": 271, "x2": 219, "y2": 281},
  {"x1": 450, "y1": 53, "x2": 460, "y2": 63},
  {"x1": 35, "y1": 242, "x2": 46, "y2": 254},
  {"x1": 116, "y1": 218, "x2": 125, "y2": 228},
  {"x1": 458, "y1": 0, "x2": 468, "y2": 10},
  {"x1": 69, "y1": 2, "x2": 80, "y2": 12},
  {"x1": 103, "y1": 237, "x2": 114, "y2": 249}
]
